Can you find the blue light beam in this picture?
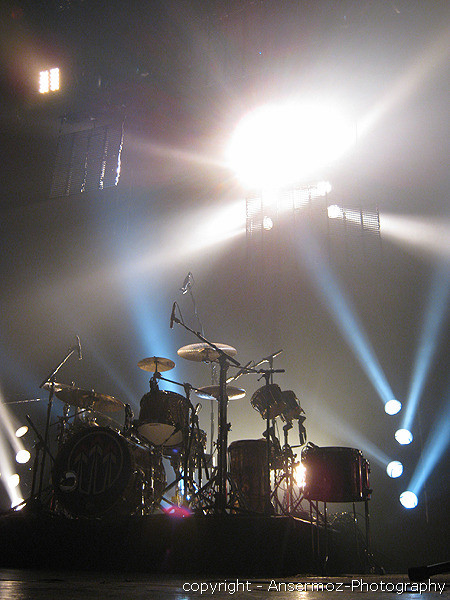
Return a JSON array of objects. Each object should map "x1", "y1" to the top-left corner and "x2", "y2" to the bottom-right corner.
[
  {"x1": 295, "y1": 226, "x2": 395, "y2": 405},
  {"x1": 408, "y1": 389, "x2": 450, "y2": 498},
  {"x1": 403, "y1": 262, "x2": 450, "y2": 431}
]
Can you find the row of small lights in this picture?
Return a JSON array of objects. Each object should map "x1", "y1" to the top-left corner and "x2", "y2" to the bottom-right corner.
[
  {"x1": 0, "y1": 426, "x2": 30, "y2": 510},
  {"x1": 384, "y1": 399, "x2": 417, "y2": 509}
]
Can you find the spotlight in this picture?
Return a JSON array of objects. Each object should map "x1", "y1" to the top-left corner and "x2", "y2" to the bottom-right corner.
[
  {"x1": 385, "y1": 399, "x2": 402, "y2": 415},
  {"x1": 327, "y1": 204, "x2": 342, "y2": 219},
  {"x1": 263, "y1": 216, "x2": 274, "y2": 231},
  {"x1": 15, "y1": 450, "x2": 31, "y2": 464},
  {"x1": 15, "y1": 425, "x2": 28, "y2": 438},
  {"x1": 294, "y1": 463, "x2": 306, "y2": 488},
  {"x1": 316, "y1": 181, "x2": 332, "y2": 196},
  {"x1": 399, "y1": 490, "x2": 418, "y2": 509},
  {"x1": 386, "y1": 460, "x2": 403, "y2": 478},
  {"x1": 395, "y1": 429, "x2": 413, "y2": 445},
  {"x1": 7, "y1": 473, "x2": 20, "y2": 488},
  {"x1": 39, "y1": 68, "x2": 60, "y2": 93}
]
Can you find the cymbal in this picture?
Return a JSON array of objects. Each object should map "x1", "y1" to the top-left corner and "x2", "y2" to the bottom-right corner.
[
  {"x1": 196, "y1": 385, "x2": 246, "y2": 401},
  {"x1": 43, "y1": 382, "x2": 124, "y2": 413},
  {"x1": 137, "y1": 356, "x2": 175, "y2": 372},
  {"x1": 177, "y1": 343, "x2": 237, "y2": 363}
]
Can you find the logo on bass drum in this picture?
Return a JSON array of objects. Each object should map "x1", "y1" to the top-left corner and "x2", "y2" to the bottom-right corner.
[{"x1": 64, "y1": 430, "x2": 125, "y2": 496}]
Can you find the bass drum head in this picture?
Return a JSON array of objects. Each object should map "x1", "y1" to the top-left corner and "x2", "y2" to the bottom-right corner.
[{"x1": 53, "y1": 427, "x2": 139, "y2": 517}]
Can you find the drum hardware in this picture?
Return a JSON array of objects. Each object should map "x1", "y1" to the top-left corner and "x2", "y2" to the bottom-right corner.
[
  {"x1": 174, "y1": 318, "x2": 243, "y2": 512},
  {"x1": 33, "y1": 338, "x2": 83, "y2": 508},
  {"x1": 151, "y1": 372, "x2": 210, "y2": 506}
]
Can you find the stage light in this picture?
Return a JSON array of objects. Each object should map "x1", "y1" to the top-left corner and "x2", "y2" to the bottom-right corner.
[
  {"x1": 386, "y1": 460, "x2": 403, "y2": 478},
  {"x1": 227, "y1": 100, "x2": 354, "y2": 188},
  {"x1": 385, "y1": 399, "x2": 402, "y2": 415},
  {"x1": 316, "y1": 181, "x2": 332, "y2": 196},
  {"x1": 395, "y1": 429, "x2": 413, "y2": 445},
  {"x1": 399, "y1": 490, "x2": 418, "y2": 509},
  {"x1": 15, "y1": 426, "x2": 28, "y2": 438},
  {"x1": 294, "y1": 463, "x2": 306, "y2": 488},
  {"x1": 39, "y1": 68, "x2": 60, "y2": 93},
  {"x1": 327, "y1": 204, "x2": 342, "y2": 219},
  {"x1": 7, "y1": 473, "x2": 20, "y2": 488},
  {"x1": 15, "y1": 449, "x2": 31, "y2": 464},
  {"x1": 263, "y1": 216, "x2": 273, "y2": 231}
]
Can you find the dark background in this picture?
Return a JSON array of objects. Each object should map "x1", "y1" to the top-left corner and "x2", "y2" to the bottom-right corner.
[{"x1": 1, "y1": 0, "x2": 449, "y2": 572}]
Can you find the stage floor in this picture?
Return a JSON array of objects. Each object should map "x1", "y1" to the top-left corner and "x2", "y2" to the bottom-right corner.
[{"x1": 0, "y1": 570, "x2": 448, "y2": 600}]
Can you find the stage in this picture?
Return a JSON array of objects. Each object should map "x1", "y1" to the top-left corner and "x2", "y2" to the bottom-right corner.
[{"x1": 0, "y1": 510, "x2": 368, "y2": 577}]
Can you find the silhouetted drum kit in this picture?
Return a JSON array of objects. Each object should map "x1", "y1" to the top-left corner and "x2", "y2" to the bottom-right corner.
[{"x1": 33, "y1": 336, "x2": 370, "y2": 519}]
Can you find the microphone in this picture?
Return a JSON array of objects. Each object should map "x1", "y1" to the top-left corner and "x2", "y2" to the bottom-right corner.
[
  {"x1": 169, "y1": 302, "x2": 177, "y2": 329},
  {"x1": 76, "y1": 336, "x2": 82, "y2": 360},
  {"x1": 180, "y1": 272, "x2": 192, "y2": 294}
]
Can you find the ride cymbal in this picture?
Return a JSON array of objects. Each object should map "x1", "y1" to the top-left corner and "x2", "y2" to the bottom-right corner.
[
  {"x1": 137, "y1": 356, "x2": 175, "y2": 372},
  {"x1": 177, "y1": 343, "x2": 237, "y2": 363},
  {"x1": 196, "y1": 385, "x2": 246, "y2": 401}
]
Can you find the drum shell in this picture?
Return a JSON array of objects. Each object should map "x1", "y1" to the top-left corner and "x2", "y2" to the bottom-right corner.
[
  {"x1": 302, "y1": 446, "x2": 370, "y2": 503},
  {"x1": 53, "y1": 426, "x2": 165, "y2": 517},
  {"x1": 228, "y1": 439, "x2": 270, "y2": 513},
  {"x1": 137, "y1": 389, "x2": 188, "y2": 446},
  {"x1": 250, "y1": 384, "x2": 284, "y2": 420}
]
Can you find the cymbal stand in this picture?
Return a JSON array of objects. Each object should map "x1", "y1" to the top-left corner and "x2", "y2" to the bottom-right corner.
[
  {"x1": 36, "y1": 342, "x2": 79, "y2": 506},
  {"x1": 155, "y1": 373, "x2": 210, "y2": 504},
  {"x1": 170, "y1": 316, "x2": 241, "y2": 513}
]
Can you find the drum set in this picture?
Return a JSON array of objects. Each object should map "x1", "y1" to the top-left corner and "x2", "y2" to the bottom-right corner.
[{"x1": 23, "y1": 329, "x2": 370, "y2": 521}]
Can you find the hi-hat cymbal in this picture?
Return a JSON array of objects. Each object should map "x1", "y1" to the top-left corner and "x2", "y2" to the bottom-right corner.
[
  {"x1": 196, "y1": 385, "x2": 246, "y2": 401},
  {"x1": 177, "y1": 343, "x2": 237, "y2": 363},
  {"x1": 43, "y1": 382, "x2": 124, "y2": 413},
  {"x1": 137, "y1": 356, "x2": 175, "y2": 372}
]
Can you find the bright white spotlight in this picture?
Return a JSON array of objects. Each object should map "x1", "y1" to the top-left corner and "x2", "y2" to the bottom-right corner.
[
  {"x1": 227, "y1": 101, "x2": 354, "y2": 188},
  {"x1": 15, "y1": 425, "x2": 28, "y2": 438},
  {"x1": 11, "y1": 497, "x2": 24, "y2": 511},
  {"x1": 386, "y1": 460, "x2": 403, "y2": 478},
  {"x1": 385, "y1": 399, "x2": 402, "y2": 415},
  {"x1": 15, "y1": 449, "x2": 31, "y2": 464},
  {"x1": 327, "y1": 204, "x2": 342, "y2": 219},
  {"x1": 39, "y1": 68, "x2": 60, "y2": 93},
  {"x1": 263, "y1": 216, "x2": 274, "y2": 231},
  {"x1": 399, "y1": 490, "x2": 418, "y2": 509},
  {"x1": 8, "y1": 473, "x2": 20, "y2": 488},
  {"x1": 316, "y1": 181, "x2": 332, "y2": 196},
  {"x1": 294, "y1": 463, "x2": 306, "y2": 488},
  {"x1": 395, "y1": 429, "x2": 413, "y2": 445}
]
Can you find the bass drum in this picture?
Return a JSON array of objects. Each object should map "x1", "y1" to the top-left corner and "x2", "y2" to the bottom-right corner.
[{"x1": 53, "y1": 427, "x2": 165, "y2": 517}]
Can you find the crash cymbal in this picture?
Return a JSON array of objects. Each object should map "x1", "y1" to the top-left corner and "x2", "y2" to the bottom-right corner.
[
  {"x1": 177, "y1": 343, "x2": 237, "y2": 363},
  {"x1": 196, "y1": 385, "x2": 246, "y2": 401},
  {"x1": 137, "y1": 356, "x2": 175, "y2": 372},
  {"x1": 44, "y1": 383, "x2": 124, "y2": 413}
]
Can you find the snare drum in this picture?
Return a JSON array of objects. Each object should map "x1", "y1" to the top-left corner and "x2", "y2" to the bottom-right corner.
[
  {"x1": 53, "y1": 426, "x2": 165, "y2": 517},
  {"x1": 137, "y1": 389, "x2": 188, "y2": 447},
  {"x1": 301, "y1": 446, "x2": 371, "y2": 503}
]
